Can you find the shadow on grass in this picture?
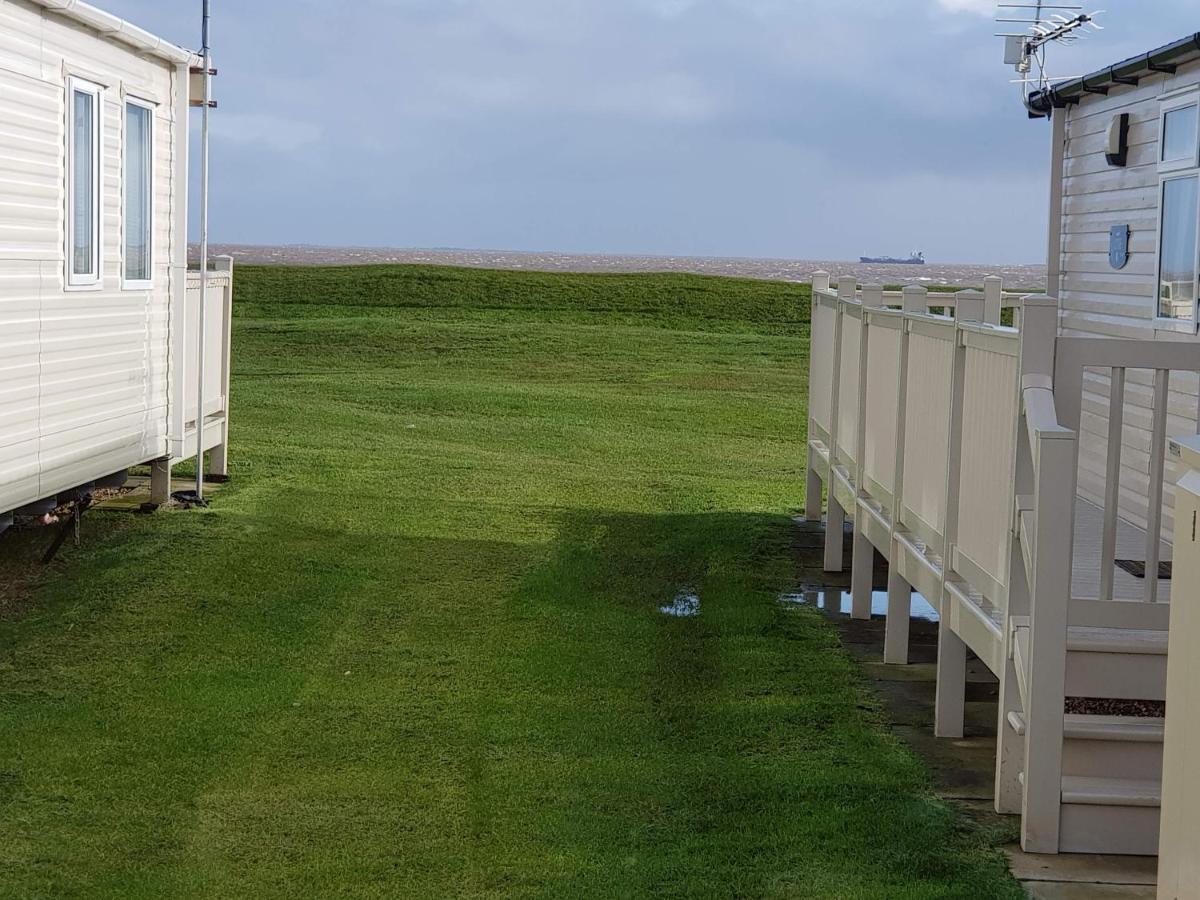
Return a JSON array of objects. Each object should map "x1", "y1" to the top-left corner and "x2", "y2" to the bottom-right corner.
[{"x1": 495, "y1": 508, "x2": 1021, "y2": 898}]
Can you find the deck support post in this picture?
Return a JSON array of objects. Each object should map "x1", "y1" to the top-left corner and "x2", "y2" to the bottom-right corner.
[
  {"x1": 883, "y1": 566, "x2": 907, "y2": 667},
  {"x1": 209, "y1": 440, "x2": 228, "y2": 478},
  {"x1": 823, "y1": 496, "x2": 845, "y2": 572},
  {"x1": 850, "y1": 523, "x2": 873, "y2": 619},
  {"x1": 150, "y1": 457, "x2": 172, "y2": 506},
  {"x1": 805, "y1": 444, "x2": 823, "y2": 523},
  {"x1": 883, "y1": 560, "x2": 911, "y2": 664},
  {"x1": 934, "y1": 625, "x2": 967, "y2": 739}
]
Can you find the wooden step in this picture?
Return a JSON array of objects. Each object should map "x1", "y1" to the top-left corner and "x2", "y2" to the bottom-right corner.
[
  {"x1": 1008, "y1": 712, "x2": 1164, "y2": 743},
  {"x1": 1009, "y1": 712, "x2": 1165, "y2": 779},
  {"x1": 1061, "y1": 775, "x2": 1161, "y2": 807},
  {"x1": 1059, "y1": 776, "x2": 1162, "y2": 856},
  {"x1": 1066, "y1": 627, "x2": 1167, "y2": 702}
]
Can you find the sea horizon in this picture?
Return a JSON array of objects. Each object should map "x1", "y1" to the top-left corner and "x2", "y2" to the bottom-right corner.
[{"x1": 196, "y1": 243, "x2": 1048, "y2": 291}]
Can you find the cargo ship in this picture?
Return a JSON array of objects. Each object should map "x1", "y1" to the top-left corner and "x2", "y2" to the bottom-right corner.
[{"x1": 859, "y1": 251, "x2": 925, "y2": 265}]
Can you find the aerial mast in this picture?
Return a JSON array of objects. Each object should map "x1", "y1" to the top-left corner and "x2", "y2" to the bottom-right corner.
[
  {"x1": 995, "y1": 2, "x2": 1105, "y2": 111},
  {"x1": 194, "y1": 0, "x2": 214, "y2": 502}
]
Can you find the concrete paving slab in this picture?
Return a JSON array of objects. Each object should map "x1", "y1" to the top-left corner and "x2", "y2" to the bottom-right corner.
[
  {"x1": 1025, "y1": 883, "x2": 1155, "y2": 899},
  {"x1": 1006, "y1": 848, "x2": 1158, "y2": 885}
]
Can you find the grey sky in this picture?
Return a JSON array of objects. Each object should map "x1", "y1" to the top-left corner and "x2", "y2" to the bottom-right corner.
[{"x1": 103, "y1": 0, "x2": 1198, "y2": 263}]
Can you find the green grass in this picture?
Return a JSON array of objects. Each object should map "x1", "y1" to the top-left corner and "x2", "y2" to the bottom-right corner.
[{"x1": 0, "y1": 265, "x2": 1021, "y2": 898}]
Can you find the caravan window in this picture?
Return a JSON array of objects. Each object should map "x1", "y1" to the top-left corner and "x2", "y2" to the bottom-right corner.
[
  {"x1": 67, "y1": 78, "x2": 103, "y2": 287},
  {"x1": 1158, "y1": 176, "x2": 1198, "y2": 323},
  {"x1": 1162, "y1": 104, "x2": 1198, "y2": 165},
  {"x1": 124, "y1": 99, "x2": 154, "y2": 286}
]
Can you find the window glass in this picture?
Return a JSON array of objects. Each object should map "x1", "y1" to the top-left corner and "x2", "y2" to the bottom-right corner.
[
  {"x1": 1158, "y1": 176, "x2": 1198, "y2": 321},
  {"x1": 71, "y1": 88, "x2": 96, "y2": 279},
  {"x1": 1163, "y1": 105, "x2": 1198, "y2": 164},
  {"x1": 125, "y1": 102, "x2": 152, "y2": 282}
]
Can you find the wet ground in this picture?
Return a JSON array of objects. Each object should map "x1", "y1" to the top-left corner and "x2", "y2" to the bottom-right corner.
[
  {"x1": 794, "y1": 517, "x2": 1158, "y2": 899},
  {"x1": 202, "y1": 244, "x2": 1048, "y2": 291}
]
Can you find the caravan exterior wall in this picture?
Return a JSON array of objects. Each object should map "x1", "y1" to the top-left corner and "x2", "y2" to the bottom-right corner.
[
  {"x1": 1058, "y1": 53, "x2": 1200, "y2": 533},
  {"x1": 0, "y1": 0, "x2": 224, "y2": 517}
]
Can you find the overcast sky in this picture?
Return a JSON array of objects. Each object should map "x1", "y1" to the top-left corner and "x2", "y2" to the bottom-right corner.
[{"x1": 102, "y1": 0, "x2": 1199, "y2": 263}]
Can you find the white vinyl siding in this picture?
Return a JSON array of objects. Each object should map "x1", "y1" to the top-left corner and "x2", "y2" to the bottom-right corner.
[
  {"x1": 123, "y1": 98, "x2": 153, "y2": 286},
  {"x1": 66, "y1": 76, "x2": 101, "y2": 287}
]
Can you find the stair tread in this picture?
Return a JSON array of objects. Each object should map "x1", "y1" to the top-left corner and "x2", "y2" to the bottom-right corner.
[
  {"x1": 1061, "y1": 775, "x2": 1161, "y2": 808},
  {"x1": 1007, "y1": 711, "x2": 1164, "y2": 742},
  {"x1": 1066, "y1": 626, "x2": 1168, "y2": 655}
]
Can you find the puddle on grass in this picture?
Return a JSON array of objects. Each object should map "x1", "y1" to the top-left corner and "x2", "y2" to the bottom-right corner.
[
  {"x1": 660, "y1": 590, "x2": 700, "y2": 618},
  {"x1": 778, "y1": 588, "x2": 940, "y2": 622}
]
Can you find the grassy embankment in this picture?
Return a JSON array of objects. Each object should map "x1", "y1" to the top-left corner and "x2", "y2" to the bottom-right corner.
[{"x1": 0, "y1": 265, "x2": 1021, "y2": 897}]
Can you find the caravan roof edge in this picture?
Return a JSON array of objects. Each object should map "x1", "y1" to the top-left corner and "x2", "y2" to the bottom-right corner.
[
  {"x1": 1027, "y1": 32, "x2": 1200, "y2": 117},
  {"x1": 26, "y1": 0, "x2": 202, "y2": 68}
]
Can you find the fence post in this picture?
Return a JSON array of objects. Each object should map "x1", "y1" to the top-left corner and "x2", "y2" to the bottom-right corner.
[
  {"x1": 1015, "y1": 297, "x2": 1073, "y2": 853},
  {"x1": 883, "y1": 285, "x2": 928, "y2": 662},
  {"x1": 850, "y1": 285, "x2": 884, "y2": 619},
  {"x1": 806, "y1": 273, "x2": 831, "y2": 522},
  {"x1": 208, "y1": 256, "x2": 235, "y2": 478},
  {"x1": 823, "y1": 276, "x2": 857, "y2": 572},
  {"x1": 983, "y1": 276, "x2": 1003, "y2": 326},
  {"x1": 933, "y1": 291, "x2": 983, "y2": 738}
]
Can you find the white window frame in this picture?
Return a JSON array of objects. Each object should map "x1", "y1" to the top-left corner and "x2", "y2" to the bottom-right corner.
[
  {"x1": 1154, "y1": 90, "x2": 1200, "y2": 334},
  {"x1": 66, "y1": 76, "x2": 103, "y2": 290},
  {"x1": 122, "y1": 95, "x2": 156, "y2": 290}
]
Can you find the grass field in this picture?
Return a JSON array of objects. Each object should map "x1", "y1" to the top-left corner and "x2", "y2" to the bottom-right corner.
[{"x1": 0, "y1": 265, "x2": 1020, "y2": 898}]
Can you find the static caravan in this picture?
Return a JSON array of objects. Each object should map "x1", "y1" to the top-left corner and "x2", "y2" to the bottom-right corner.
[{"x1": 0, "y1": 0, "x2": 233, "y2": 532}]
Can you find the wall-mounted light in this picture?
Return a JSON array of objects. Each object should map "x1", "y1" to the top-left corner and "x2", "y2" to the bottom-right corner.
[{"x1": 1106, "y1": 112, "x2": 1130, "y2": 167}]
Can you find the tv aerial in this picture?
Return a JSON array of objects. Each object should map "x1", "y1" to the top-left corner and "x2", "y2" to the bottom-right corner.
[{"x1": 996, "y1": 3, "x2": 1105, "y2": 97}]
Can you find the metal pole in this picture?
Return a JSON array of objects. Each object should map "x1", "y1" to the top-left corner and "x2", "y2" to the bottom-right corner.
[{"x1": 195, "y1": 0, "x2": 212, "y2": 501}]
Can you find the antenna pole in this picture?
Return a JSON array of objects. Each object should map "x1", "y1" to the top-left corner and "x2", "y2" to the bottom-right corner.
[{"x1": 195, "y1": 0, "x2": 212, "y2": 502}]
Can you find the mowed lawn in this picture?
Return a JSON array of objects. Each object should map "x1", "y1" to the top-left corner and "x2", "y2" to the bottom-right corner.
[{"x1": 0, "y1": 266, "x2": 1021, "y2": 898}]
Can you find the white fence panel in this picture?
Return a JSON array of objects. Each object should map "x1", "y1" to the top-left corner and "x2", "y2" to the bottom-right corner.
[
  {"x1": 810, "y1": 296, "x2": 837, "y2": 440},
  {"x1": 836, "y1": 309, "x2": 862, "y2": 464},
  {"x1": 862, "y1": 317, "x2": 901, "y2": 497},
  {"x1": 955, "y1": 330, "x2": 1021, "y2": 597},
  {"x1": 900, "y1": 321, "x2": 956, "y2": 545}
]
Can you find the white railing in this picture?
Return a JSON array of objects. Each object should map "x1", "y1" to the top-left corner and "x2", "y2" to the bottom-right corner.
[
  {"x1": 1010, "y1": 326, "x2": 1200, "y2": 852},
  {"x1": 807, "y1": 271, "x2": 1200, "y2": 854},
  {"x1": 806, "y1": 274, "x2": 1026, "y2": 665},
  {"x1": 173, "y1": 255, "x2": 234, "y2": 474}
]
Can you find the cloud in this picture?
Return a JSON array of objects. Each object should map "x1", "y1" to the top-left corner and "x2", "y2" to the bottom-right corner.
[
  {"x1": 210, "y1": 114, "x2": 323, "y2": 154},
  {"x1": 96, "y1": 0, "x2": 1200, "y2": 262},
  {"x1": 936, "y1": 0, "x2": 995, "y2": 15}
]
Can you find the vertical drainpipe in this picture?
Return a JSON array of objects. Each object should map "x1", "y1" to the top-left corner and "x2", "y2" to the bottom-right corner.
[
  {"x1": 194, "y1": 0, "x2": 212, "y2": 501},
  {"x1": 1045, "y1": 106, "x2": 1067, "y2": 319}
]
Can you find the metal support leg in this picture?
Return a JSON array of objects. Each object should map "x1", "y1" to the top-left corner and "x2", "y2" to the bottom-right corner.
[
  {"x1": 850, "y1": 522, "x2": 873, "y2": 620},
  {"x1": 883, "y1": 563, "x2": 912, "y2": 664},
  {"x1": 935, "y1": 623, "x2": 967, "y2": 739}
]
